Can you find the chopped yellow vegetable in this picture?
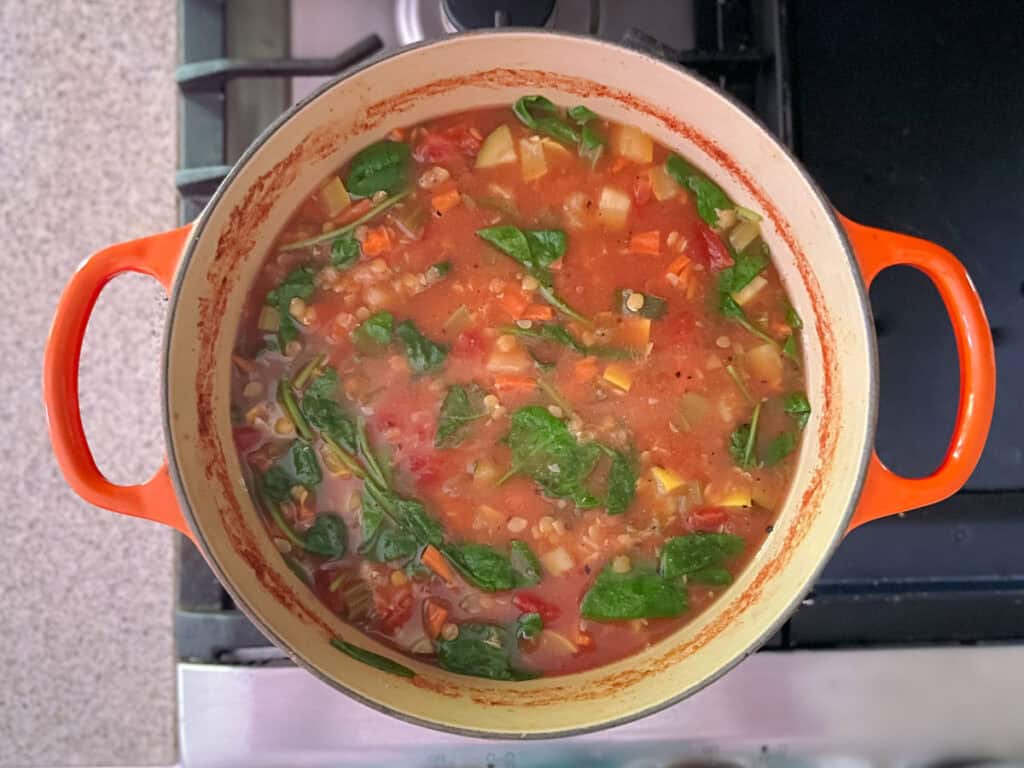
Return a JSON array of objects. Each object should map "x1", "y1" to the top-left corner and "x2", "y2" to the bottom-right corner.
[
  {"x1": 603, "y1": 363, "x2": 633, "y2": 391},
  {"x1": 475, "y1": 124, "x2": 517, "y2": 168},
  {"x1": 610, "y1": 124, "x2": 654, "y2": 163},
  {"x1": 747, "y1": 342, "x2": 783, "y2": 390},
  {"x1": 708, "y1": 486, "x2": 753, "y2": 507},
  {"x1": 729, "y1": 219, "x2": 760, "y2": 252},
  {"x1": 648, "y1": 164, "x2": 681, "y2": 201},
  {"x1": 618, "y1": 316, "x2": 651, "y2": 349},
  {"x1": 651, "y1": 466, "x2": 686, "y2": 493},
  {"x1": 598, "y1": 186, "x2": 631, "y2": 229},
  {"x1": 317, "y1": 176, "x2": 350, "y2": 217},
  {"x1": 733, "y1": 275, "x2": 767, "y2": 306},
  {"x1": 520, "y1": 138, "x2": 548, "y2": 181},
  {"x1": 540, "y1": 137, "x2": 573, "y2": 162}
]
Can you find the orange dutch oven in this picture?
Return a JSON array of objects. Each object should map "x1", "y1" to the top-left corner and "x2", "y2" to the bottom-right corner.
[{"x1": 42, "y1": 32, "x2": 995, "y2": 737}]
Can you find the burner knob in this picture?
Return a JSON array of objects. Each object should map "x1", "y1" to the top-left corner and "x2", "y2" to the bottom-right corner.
[{"x1": 442, "y1": 0, "x2": 556, "y2": 29}]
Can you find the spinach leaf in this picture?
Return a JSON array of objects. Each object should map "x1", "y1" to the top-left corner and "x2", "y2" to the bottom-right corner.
[
  {"x1": 428, "y1": 260, "x2": 451, "y2": 279},
  {"x1": 303, "y1": 513, "x2": 348, "y2": 558},
  {"x1": 290, "y1": 439, "x2": 322, "y2": 489},
  {"x1": 665, "y1": 154, "x2": 732, "y2": 226},
  {"x1": 785, "y1": 304, "x2": 803, "y2": 330},
  {"x1": 436, "y1": 623, "x2": 534, "y2": 681},
  {"x1": 614, "y1": 289, "x2": 668, "y2": 319},
  {"x1": 782, "y1": 334, "x2": 799, "y2": 363},
  {"x1": 690, "y1": 567, "x2": 733, "y2": 585},
  {"x1": 345, "y1": 140, "x2": 410, "y2": 197},
  {"x1": 266, "y1": 266, "x2": 315, "y2": 347},
  {"x1": 261, "y1": 465, "x2": 292, "y2": 503},
  {"x1": 435, "y1": 384, "x2": 486, "y2": 448},
  {"x1": 502, "y1": 406, "x2": 602, "y2": 508},
  {"x1": 764, "y1": 431, "x2": 797, "y2": 466},
  {"x1": 580, "y1": 565, "x2": 688, "y2": 621},
  {"x1": 522, "y1": 230, "x2": 568, "y2": 268},
  {"x1": 579, "y1": 123, "x2": 604, "y2": 165},
  {"x1": 783, "y1": 392, "x2": 811, "y2": 430},
  {"x1": 330, "y1": 638, "x2": 415, "y2": 678},
  {"x1": 728, "y1": 400, "x2": 762, "y2": 468},
  {"x1": 509, "y1": 540, "x2": 542, "y2": 586},
  {"x1": 567, "y1": 105, "x2": 598, "y2": 124},
  {"x1": 720, "y1": 294, "x2": 778, "y2": 347},
  {"x1": 718, "y1": 244, "x2": 768, "y2": 297},
  {"x1": 352, "y1": 310, "x2": 394, "y2": 352},
  {"x1": 358, "y1": 489, "x2": 385, "y2": 545},
  {"x1": 513, "y1": 95, "x2": 580, "y2": 145},
  {"x1": 500, "y1": 323, "x2": 631, "y2": 360},
  {"x1": 659, "y1": 533, "x2": 745, "y2": 581},
  {"x1": 367, "y1": 526, "x2": 419, "y2": 563},
  {"x1": 516, "y1": 612, "x2": 543, "y2": 640},
  {"x1": 604, "y1": 449, "x2": 637, "y2": 515},
  {"x1": 331, "y1": 233, "x2": 360, "y2": 268},
  {"x1": 392, "y1": 495, "x2": 444, "y2": 547},
  {"x1": 445, "y1": 542, "x2": 517, "y2": 592},
  {"x1": 300, "y1": 369, "x2": 357, "y2": 453},
  {"x1": 395, "y1": 320, "x2": 448, "y2": 373}
]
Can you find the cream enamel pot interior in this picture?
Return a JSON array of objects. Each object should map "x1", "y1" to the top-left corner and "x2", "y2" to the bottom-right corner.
[{"x1": 43, "y1": 32, "x2": 995, "y2": 737}]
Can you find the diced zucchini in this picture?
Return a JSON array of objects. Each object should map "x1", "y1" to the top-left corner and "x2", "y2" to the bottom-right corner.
[
  {"x1": 651, "y1": 466, "x2": 686, "y2": 494},
  {"x1": 648, "y1": 164, "x2": 681, "y2": 201},
  {"x1": 598, "y1": 186, "x2": 631, "y2": 230},
  {"x1": 736, "y1": 206, "x2": 763, "y2": 222},
  {"x1": 257, "y1": 306, "x2": 280, "y2": 332},
  {"x1": 747, "y1": 343, "x2": 783, "y2": 390},
  {"x1": 317, "y1": 176, "x2": 351, "y2": 217},
  {"x1": 733, "y1": 275, "x2": 767, "y2": 307},
  {"x1": 610, "y1": 124, "x2": 654, "y2": 163},
  {"x1": 729, "y1": 220, "x2": 760, "y2": 253},
  {"x1": 520, "y1": 138, "x2": 548, "y2": 181},
  {"x1": 476, "y1": 124, "x2": 517, "y2": 168},
  {"x1": 603, "y1": 363, "x2": 633, "y2": 391}
]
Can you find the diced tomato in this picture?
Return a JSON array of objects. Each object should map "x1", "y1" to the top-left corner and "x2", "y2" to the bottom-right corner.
[
  {"x1": 513, "y1": 592, "x2": 561, "y2": 621},
  {"x1": 688, "y1": 506, "x2": 729, "y2": 532},
  {"x1": 314, "y1": 568, "x2": 349, "y2": 615},
  {"x1": 413, "y1": 125, "x2": 482, "y2": 163},
  {"x1": 453, "y1": 329, "x2": 486, "y2": 359},
  {"x1": 632, "y1": 174, "x2": 652, "y2": 206},
  {"x1": 373, "y1": 583, "x2": 414, "y2": 634},
  {"x1": 695, "y1": 221, "x2": 734, "y2": 271},
  {"x1": 232, "y1": 425, "x2": 263, "y2": 453},
  {"x1": 407, "y1": 452, "x2": 441, "y2": 484}
]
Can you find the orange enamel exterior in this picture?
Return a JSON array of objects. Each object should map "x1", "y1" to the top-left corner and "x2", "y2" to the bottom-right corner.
[
  {"x1": 841, "y1": 216, "x2": 996, "y2": 529},
  {"x1": 42, "y1": 225, "x2": 195, "y2": 541}
]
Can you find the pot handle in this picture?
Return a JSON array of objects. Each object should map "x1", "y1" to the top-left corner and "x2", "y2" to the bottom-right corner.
[
  {"x1": 43, "y1": 226, "x2": 195, "y2": 540},
  {"x1": 839, "y1": 214, "x2": 996, "y2": 529}
]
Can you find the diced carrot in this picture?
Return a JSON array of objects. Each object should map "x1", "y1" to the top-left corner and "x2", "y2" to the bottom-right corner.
[
  {"x1": 611, "y1": 156, "x2": 629, "y2": 173},
  {"x1": 423, "y1": 598, "x2": 449, "y2": 640},
  {"x1": 629, "y1": 229, "x2": 661, "y2": 256},
  {"x1": 574, "y1": 356, "x2": 599, "y2": 382},
  {"x1": 494, "y1": 373, "x2": 537, "y2": 393},
  {"x1": 575, "y1": 630, "x2": 593, "y2": 649},
  {"x1": 334, "y1": 197, "x2": 372, "y2": 225},
  {"x1": 421, "y1": 544, "x2": 456, "y2": 585},
  {"x1": 431, "y1": 188, "x2": 461, "y2": 215},
  {"x1": 388, "y1": 127, "x2": 406, "y2": 142},
  {"x1": 361, "y1": 226, "x2": 392, "y2": 257},
  {"x1": 666, "y1": 254, "x2": 692, "y2": 276},
  {"x1": 499, "y1": 290, "x2": 530, "y2": 319},
  {"x1": 520, "y1": 304, "x2": 554, "y2": 321}
]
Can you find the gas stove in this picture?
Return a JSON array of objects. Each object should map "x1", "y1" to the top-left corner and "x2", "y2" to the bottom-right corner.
[{"x1": 174, "y1": 1, "x2": 1023, "y2": 765}]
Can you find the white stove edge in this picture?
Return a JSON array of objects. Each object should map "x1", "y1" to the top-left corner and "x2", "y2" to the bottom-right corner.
[{"x1": 178, "y1": 644, "x2": 1024, "y2": 767}]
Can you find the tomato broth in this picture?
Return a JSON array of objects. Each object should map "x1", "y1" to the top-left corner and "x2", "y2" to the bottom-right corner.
[{"x1": 231, "y1": 99, "x2": 809, "y2": 681}]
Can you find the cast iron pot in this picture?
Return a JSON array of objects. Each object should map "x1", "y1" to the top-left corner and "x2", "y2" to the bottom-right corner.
[{"x1": 43, "y1": 32, "x2": 995, "y2": 738}]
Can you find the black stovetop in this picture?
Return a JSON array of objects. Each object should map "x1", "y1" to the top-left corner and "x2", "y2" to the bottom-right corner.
[{"x1": 175, "y1": 0, "x2": 1022, "y2": 661}]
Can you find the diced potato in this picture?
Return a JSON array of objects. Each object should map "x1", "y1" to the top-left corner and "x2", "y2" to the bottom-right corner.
[
  {"x1": 486, "y1": 347, "x2": 532, "y2": 373},
  {"x1": 652, "y1": 466, "x2": 686, "y2": 494},
  {"x1": 476, "y1": 124, "x2": 517, "y2": 168},
  {"x1": 715, "y1": 208, "x2": 738, "y2": 230},
  {"x1": 729, "y1": 220, "x2": 760, "y2": 252},
  {"x1": 540, "y1": 546, "x2": 574, "y2": 576},
  {"x1": 648, "y1": 164, "x2": 681, "y2": 201},
  {"x1": 598, "y1": 186, "x2": 631, "y2": 230},
  {"x1": 751, "y1": 483, "x2": 779, "y2": 510},
  {"x1": 610, "y1": 124, "x2": 654, "y2": 163},
  {"x1": 733, "y1": 275, "x2": 767, "y2": 307},
  {"x1": 473, "y1": 459, "x2": 499, "y2": 487},
  {"x1": 520, "y1": 138, "x2": 548, "y2": 181},
  {"x1": 603, "y1": 363, "x2": 633, "y2": 391},
  {"x1": 540, "y1": 137, "x2": 573, "y2": 162},
  {"x1": 317, "y1": 176, "x2": 350, "y2": 217},
  {"x1": 673, "y1": 392, "x2": 709, "y2": 432},
  {"x1": 747, "y1": 343, "x2": 783, "y2": 390},
  {"x1": 618, "y1": 316, "x2": 651, "y2": 349}
]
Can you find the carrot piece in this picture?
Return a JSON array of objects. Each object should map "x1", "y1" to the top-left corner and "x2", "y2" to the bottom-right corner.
[
  {"x1": 575, "y1": 630, "x2": 593, "y2": 648},
  {"x1": 629, "y1": 229, "x2": 661, "y2": 255},
  {"x1": 423, "y1": 598, "x2": 449, "y2": 640},
  {"x1": 611, "y1": 156, "x2": 628, "y2": 173},
  {"x1": 499, "y1": 290, "x2": 530, "y2": 319},
  {"x1": 574, "y1": 356, "x2": 599, "y2": 382},
  {"x1": 520, "y1": 304, "x2": 554, "y2": 321},
  {"x1": 421, "y1": 544, "x2": 456, "y2": 585},
  {"x1": 494, "y1": 373, "x2": 537, "y2": 393},
  {"x1": 431, "y1": 188, "x2": 461, "y2": 215},
  {"x1": 361, "y1": 226, "x2": 392, "y2": 257},
  {"x1": 334, "y1": 197, "x2": 372, "y2": 225},
  {"x1": 666, "y1": 254, "x2": 691, "y2": 276}
]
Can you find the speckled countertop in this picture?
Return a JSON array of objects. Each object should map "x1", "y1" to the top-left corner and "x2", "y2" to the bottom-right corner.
[{"x1": 0, "y1": 1, "x2": 178, "y2": 765}]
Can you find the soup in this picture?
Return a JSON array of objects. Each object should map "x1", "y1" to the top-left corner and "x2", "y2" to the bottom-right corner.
[{"x1": 230, "y1": 97, "x2": 809, "y2": 680}]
